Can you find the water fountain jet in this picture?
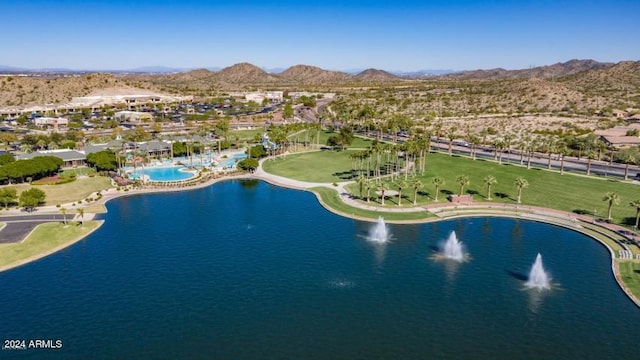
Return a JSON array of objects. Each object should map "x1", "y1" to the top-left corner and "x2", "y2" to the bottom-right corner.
[
  {"x1": 442, "y1": 231, "x2": 465, "y2": 261},
  {"x1": 368, "y1": 217, "x2": 389, "y2": 243},
  {"x1": 525, "y1": 253, "x2": 551, "y2": 290}
]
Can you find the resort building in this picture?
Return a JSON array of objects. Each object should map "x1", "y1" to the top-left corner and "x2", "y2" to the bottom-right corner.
[
  {"x1": 16, "y1": 149, "x2": 87, "y2": 168},
  {"x1": 33, "y1": 117, "x2": 69, "y2": 130},
  {"x1": 0, "y1": 91, "x2": 193, "y2": 119},
  {"x1": 114, "y1": 111, "x2": 153, "y2": 123}
]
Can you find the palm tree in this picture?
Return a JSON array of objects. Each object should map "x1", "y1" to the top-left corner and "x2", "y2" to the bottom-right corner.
[
  {"x1": 622, "y1": 152, "x2": 636, "y2": 181},
  {"x1": 629, "y1": 199, "x2": 640, "y2": 228},
  {"x1": 556, "y1": 141, "x2": 570, "y2": 175},
  {"x1": 378, "y1": 182, "x2": 388, "y2": 205},
  {"x1": 60, "y1": 207, "x2": 67, "y2": 226},
  {"x1": 396, "y1": 180, "x2": 407, "y2": 206},
  {"x1": 77, "y1": 208, "x2": 85, "y2": 227},
  {"x1": 515, "y1": 177, "x2": 528, "y2": 204},
  {"x1": 603, "y1": 192, "x2": 620, "y2": 220},
  {"x1": 483, "y1": 175, "x2": 497, "y2": 200},
  {"x1": 412, "y1": 179, "x2": 423, "y2": 205},
  {"x1": 456, "y1": 175, "x2": 470, "y2": 196},
  {"x1": 356, "y1": 175, "x2": 367, "y2": 198},
  {"x1": 364, "y1": 179, "x2": 372, "y2": 203},
  {"x1": 432, "y1": 176, "x2": 444, "y2": 202},
  {"x1": 446, "y1": 127, "x2": 458, "y2": 156},
  {"x1": 585, "y1": 150, "x2": 597, "y2": 176}
]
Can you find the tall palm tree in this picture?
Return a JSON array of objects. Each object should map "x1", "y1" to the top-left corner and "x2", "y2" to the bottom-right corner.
[
  {"x1": 515, "y1": 177, "x2": 529, "y2": 204},
  {"x1": 629, "y1": 199, "x2": 640, "y2": 228},
  {"x1": 483, "y1": 175, "x2": 497, "y2": 200},
  {"x1": 432, "y1": 176, "x2": 444, "y2": 202},
  {"x1": 77, "y1": 208, "x2": 85, "y2": 227},
  {"x1": 412, "y1": 179, "x2": 423, "y2": 205},
  {"x1": 378, "y1": 182, "x2": 388, "y2": 206},
  {"x1": 396, "y1": 180, "x2": 407, "y2": 206},
  {"x1": 356, "y1": 175, "x2": 367, "y2": 198},
  {"x1": 556, "y1": 140, "x2": 570, "y2": 175},
  {"x1": 585, "y1": 150, "x2": 597, "y2": 176},
  {"x1": 456, "y1": 175, "x2": 470, "y2": 196},
  {"x1": 603, "y1": 192, "x2": 620, "y2": 220},
  {"x1": 622, "y1": 152, "x2": 636, "y2": 181},
  {"x1": 364, "y1": 179, "x2": 372, "y2": 203},
  {"x1": 446, "y1": 127, "x2": 458, "y2": 156},
  {"x1": 60, "y1": 207, "x2": 67, "y2": 226}
]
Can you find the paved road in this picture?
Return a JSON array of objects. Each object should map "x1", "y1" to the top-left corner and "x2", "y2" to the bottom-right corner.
[{"x1": 0, "y1": 214, "x2": 67, "y2": 244}]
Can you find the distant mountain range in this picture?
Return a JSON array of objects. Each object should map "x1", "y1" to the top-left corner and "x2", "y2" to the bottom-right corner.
[
  {"x1": 0, "y1": 64, "x2": 455, "y2": 77},
  {"x1": 3, "y1": 59, "x2": 634, "y2": 87},
  {"x1": 1, "y1": 59, "x2": 627, "y2": 81}
]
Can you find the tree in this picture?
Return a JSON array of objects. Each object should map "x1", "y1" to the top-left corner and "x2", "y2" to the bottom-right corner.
[
  {"x1": 77, "y1": 208, "x2": 85, "y2": 227},
  {"x1": 0, "y1": 153, "x2": 15, "y2": 166},
  {"x1": 620, "y1": 151, "x2": 637, "y2": 181},
  {"x1": 378, "y1": 182, "x2": 388, "y2": 205},
  {"x1": 446, "y1": 126, "x2": 458, "y2": 156},
  {"x1": 86, "y1": 150, "x2": 117, "y2": 172},
  {"x1": 412, "y1": 179, "x2": 423, "y2": 205},
  {"x1": 483, "y1": 175, "x2": 497, "y2": 200},
  {"x1": 356, "y1": 175, "x2": 366, "y2": 198},
  {"x1": 432, "y1": 177, "x2": 444, "y2": 202},
  {"x1": 629, "y1": 199, "x2": 640, "y2": 228},
  {"x1": 515, "y1": 177, "x2": 528, "y2": 204},
  {"x1": 60, "y1": 207, "x2": 68, "y2": 226},
  {"x1": 456, "y1": 175, "x2": 470, "y2": 196},
  {"x1": 19, "y1": 188, "x2": 46, "y2": 212},
  {"x1": 237, "y1": 158, "x2": 259, "y2": 172},
  {"x1": 603, "y1": 192, "x2": 620, "y2": 220},
  {"x1": 283, "y1": 103, "x2": 294, "y2": 119},
  {"x1": 0, "y1": 187, "x2": 17, "y2": 208},
  {"x1": 248, "y1": 144, "x2": 267, "y2": 159},
  {"x1": 214, "y1": 118, "x2": 231, "y2": 153},
  {"x1": 396, "y1": 180, "x2": 407, "y2": 206},
  {"x1": 364, "y1": 179, "x2": 372, "y2": 203}
]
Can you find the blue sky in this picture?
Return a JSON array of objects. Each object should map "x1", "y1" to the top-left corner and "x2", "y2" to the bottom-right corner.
[{"x1": 1, "y1": 0, "x2": 638, "y2": 71}]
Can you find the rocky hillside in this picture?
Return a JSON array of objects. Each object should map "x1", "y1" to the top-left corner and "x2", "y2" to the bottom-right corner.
[
  {"x1": 1, "y1": 60, "x2": 638, "y2": 111},
  {"x1": 445, "y1": 59, "x2": 615, "y2": 80},
  {"x1": 279, "y1": 65, "x2": 352, "y2": 83},
  {"x1": 215, "y1": 63, "x2": 280, "y2": 84},
  {"x1": 354, "y1": 68, "x2": 401, "y2": 82},
  {"x1": 0, "y1": 73, "x2": 158, "y2": 107}
]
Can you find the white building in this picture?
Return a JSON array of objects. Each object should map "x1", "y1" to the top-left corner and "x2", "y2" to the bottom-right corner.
[
  {"x1": 33, "y1": 117, "x2": 69, "y2": 128},
  {"x1": 114, "y1": 111, "x2": 153, "y2": 123}
]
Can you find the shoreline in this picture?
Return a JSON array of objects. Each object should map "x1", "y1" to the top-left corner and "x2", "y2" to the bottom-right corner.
[
  {"x1": 1, "y1": 169, "x2": 639, "y2": 308},
  {"x1": 0, "y1": 220, "x2": 104, "y2": 273}
]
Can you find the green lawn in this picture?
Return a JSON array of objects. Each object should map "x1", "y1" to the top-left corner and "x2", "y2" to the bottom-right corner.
[
  {"x1": 5, "y1": 176, "x2": 113, "y2": 206},
  {"x1": 60, "y1": 167, "x2": 97, "y2": 177},
  {"x1": 264, "y1": 150, "x2": 640, "y2": 226},
  {"x1": 618, "y1": 261, "x2": 640, "y2": 301},
  {"x1": 311, "y1": 186, "x2": 435, "y2": 221},
  {"x1": 286, "y1": 130, "x2": 373, "y2": 149},
  {"x1": 229, "y1": 128, "x2": 266, "y2": 141},
  {"x1": 0, "y1": 221, "x2": 100, "y2": 270},
  {"x1": 263, "y1": 150, "x2": 359, "y2": 183}
]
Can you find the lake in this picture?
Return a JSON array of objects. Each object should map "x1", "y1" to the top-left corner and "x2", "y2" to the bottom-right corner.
[{"x1": 0, "y1": 179, "x2": 638, "y2": 359}]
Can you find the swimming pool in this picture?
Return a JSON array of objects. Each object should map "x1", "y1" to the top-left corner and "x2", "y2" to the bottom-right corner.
[
  {"x1": 219, "y1": 153, "x2": 248, "y2": 168},
  {"x1": 129, "y1": 166, "x2": 196, "y2": 182}
]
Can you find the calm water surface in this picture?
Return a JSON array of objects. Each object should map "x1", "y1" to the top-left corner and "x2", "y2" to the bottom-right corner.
[{"x1": 1, "y1": 180, "x2": 639, "y2": 359}]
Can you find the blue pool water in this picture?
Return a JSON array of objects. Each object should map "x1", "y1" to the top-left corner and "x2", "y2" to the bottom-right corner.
[
  {"x1": 220, "y1": 153, "x2": 248, "y2": 168},
  {"x1": 0, "y1": 179, "x2": 638, "y2": 359},
  {"x1": 130, "y1": 166, "x2": 195, "y2": 181}
]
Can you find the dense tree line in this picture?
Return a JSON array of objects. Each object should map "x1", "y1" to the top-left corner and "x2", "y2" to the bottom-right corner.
[
  {"x1": 0, "y1": 156, "x2": 63, "y2": 184},
  {"x1": 86, "y1": 150, "x2": 118, "y2": 172}
]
